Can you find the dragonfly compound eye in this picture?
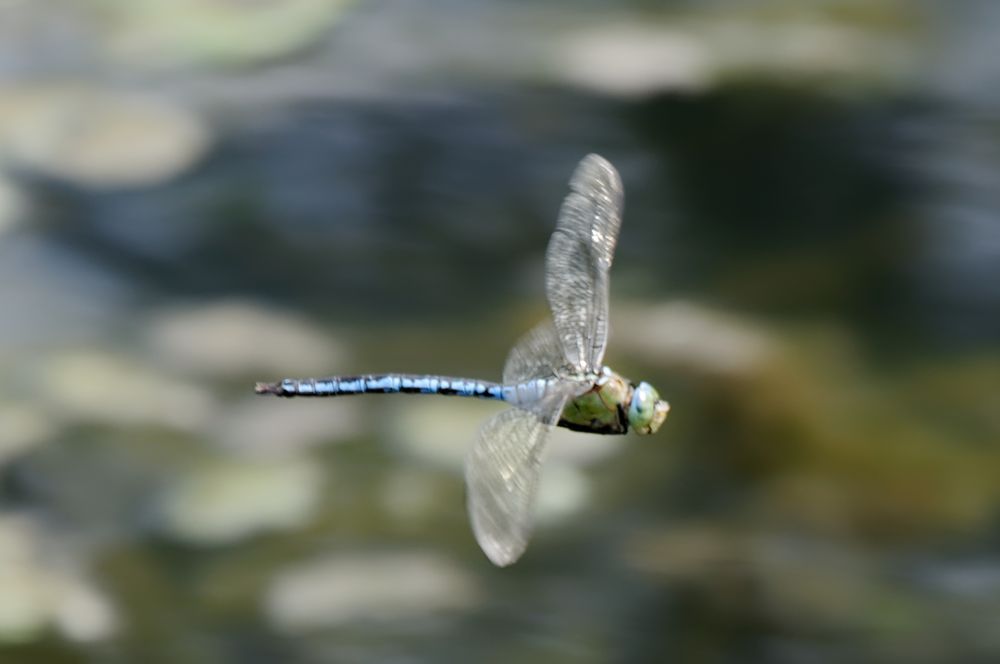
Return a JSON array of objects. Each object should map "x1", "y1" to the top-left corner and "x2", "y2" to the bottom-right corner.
[{"x1": 628, "y1": 382, "x2": 665, "y2": 434}]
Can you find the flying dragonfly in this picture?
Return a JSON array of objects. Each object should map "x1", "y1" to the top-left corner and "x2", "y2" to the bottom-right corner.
[{"x1": 255, "y1": 154, "x2": 670, "y2": 566}]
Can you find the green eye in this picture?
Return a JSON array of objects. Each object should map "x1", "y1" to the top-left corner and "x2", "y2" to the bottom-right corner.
[
  {"x1": 628, "y1": 382, "x2": 657, "y2": 428},
  {"x1": 628, "y1": 382, "x2": 670, "y2": 435}
]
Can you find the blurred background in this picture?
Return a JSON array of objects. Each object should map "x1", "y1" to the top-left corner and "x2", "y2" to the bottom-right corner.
[{"x1": 1, "y1": 0, "x2": 999, "y2": 662}]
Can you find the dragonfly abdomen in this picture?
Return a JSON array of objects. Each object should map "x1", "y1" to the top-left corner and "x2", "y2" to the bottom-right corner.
[
  {"x1": 500, "y1": 378, "x2": 558, "y2": 408},
  {"x1": 255, "y1": 374, "x2": 507, "y2": 400}
]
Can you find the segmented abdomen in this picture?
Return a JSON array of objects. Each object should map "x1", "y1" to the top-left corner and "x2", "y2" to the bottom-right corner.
[
  {"x1": 257, "y1": 373, "x2": 562, "y2": 407},
  {"x1": 260, "y1": 374, "x2": 506, "y2": 400}
]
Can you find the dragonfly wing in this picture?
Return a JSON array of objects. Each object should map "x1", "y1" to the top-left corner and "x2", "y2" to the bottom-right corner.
[
  {"x1": 545, "y1": 154, "x2": 624, "y2": 373},
  {"x1": 465, "y1": 385, "x2": 575, "y2": 566},
  {"x1": 502, "y1": 320, "x2": 566, "y2": 386}
]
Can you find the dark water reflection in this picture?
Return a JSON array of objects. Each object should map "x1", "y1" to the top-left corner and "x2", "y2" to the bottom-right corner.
[{"x1": 1, "y1": 1, "x2": 998, "y2": 663}]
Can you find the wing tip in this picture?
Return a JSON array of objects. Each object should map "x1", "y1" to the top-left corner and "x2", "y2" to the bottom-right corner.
[
  {"x1": 571, "y1": 153, "x2": 622, "y2": 195},
  {"x1": 581, "y1": 152, "x2": 610, "y2": 167},
  {"x1": 487, "y1": 552, "x2": 520, "y2": 568},
  {"x1": 468, "y1": 495, "x2": 530, "y2": 567},
  {"x1": 475, "y1": 530, "x2": 526, "y2": 567}
]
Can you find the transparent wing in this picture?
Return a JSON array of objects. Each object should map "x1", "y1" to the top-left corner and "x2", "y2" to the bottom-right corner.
[
  {"x1": 502, "y1": 320, "x2": 566, "y2": 386},
  {"x1": 545, "y1": 154, "x2": 624, "y2": 373},
  {"x1": 465, "y1": 386, "x2": 575, "y2": 567}
]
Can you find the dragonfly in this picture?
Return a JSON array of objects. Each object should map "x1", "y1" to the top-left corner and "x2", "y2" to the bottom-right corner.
[{"x1": 255, "y1": 154, "x2": 670, "y2": 566}]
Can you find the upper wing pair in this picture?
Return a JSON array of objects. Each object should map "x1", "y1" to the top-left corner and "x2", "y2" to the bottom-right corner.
[{"x1": 465, "y1": 154, "x2": 625, "y2": 566}]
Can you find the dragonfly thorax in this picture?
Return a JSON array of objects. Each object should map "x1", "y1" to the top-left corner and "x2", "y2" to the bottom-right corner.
[{"x1": 556, "y1": 368, "x2": 669, "y2": 435}]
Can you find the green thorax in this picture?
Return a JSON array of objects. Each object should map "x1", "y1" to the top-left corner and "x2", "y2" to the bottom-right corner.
[{"x1": 558, "y1": 370, "x2": 631, "y2": 435}]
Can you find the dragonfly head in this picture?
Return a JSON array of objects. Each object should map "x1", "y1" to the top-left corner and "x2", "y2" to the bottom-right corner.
[{"x1": 628, "y1": 382, "x2": 670, "y2": 435}]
